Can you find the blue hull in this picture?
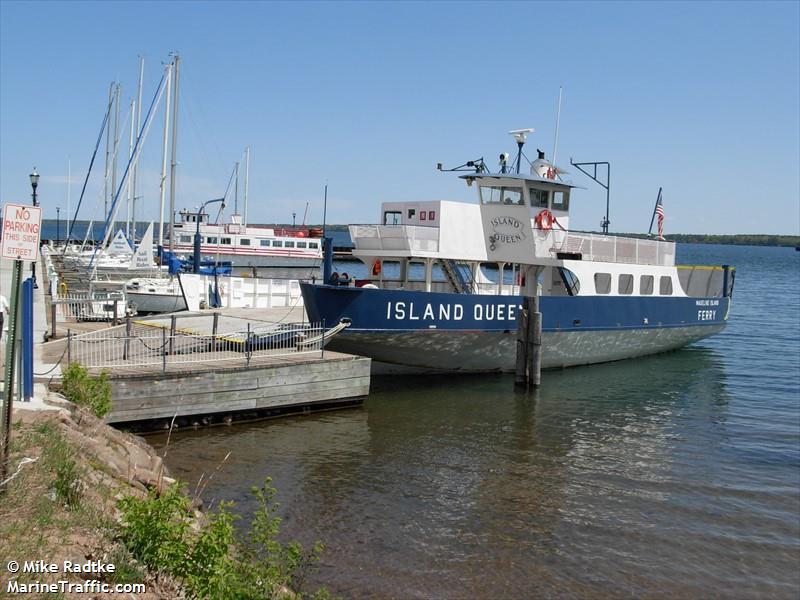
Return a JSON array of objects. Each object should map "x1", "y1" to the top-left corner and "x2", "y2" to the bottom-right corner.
[{"x1": 300, "y1": 283, "x2": 731, "y2": 372}]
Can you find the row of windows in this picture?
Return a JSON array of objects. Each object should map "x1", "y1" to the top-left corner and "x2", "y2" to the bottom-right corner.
[
  {"x1": 383, "y1": 210, "x2": 436, "y2": 225},
  {"x1": 177, "y1": 235, "x2": 317, "y2": 249},
  {"x1": 480, "y1": 186, "x2": 569, "y2": 210},
  {"x1": 594, "y1": 273, "x2": 673, "y2": 295}
]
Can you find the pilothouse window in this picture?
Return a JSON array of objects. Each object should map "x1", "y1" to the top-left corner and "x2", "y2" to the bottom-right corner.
[
  {"x1": 384, "y1": 211, "x2": 401, "y2": 225},
  {"x1": 480, "y1": 186, "x2": 523, "y2": 205},
  {"x1": 552, "y1": 191, "x2": 569, "y2": 210},
  {"x1": 529, "y1": 188, "x2": 549, "y2": 208}
]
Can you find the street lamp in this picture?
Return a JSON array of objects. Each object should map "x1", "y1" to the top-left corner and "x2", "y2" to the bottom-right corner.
[
  {"x1": 193, "y1": 198, "x2": 225, "y2": 273},
  {"x1": 29, "y1": 168, "x2": 40, "y2": 288},
  {"x1": 292, "y1": 212, "x2": 296, "y2": 227},
  {"x1": 56, "y1": 207, "x2": 61, "y2": 246}
]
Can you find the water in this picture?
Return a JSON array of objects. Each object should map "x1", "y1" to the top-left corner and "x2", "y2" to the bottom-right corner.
[{"x1": 151, "y1": 245, "x2": 800, "y2": 599}]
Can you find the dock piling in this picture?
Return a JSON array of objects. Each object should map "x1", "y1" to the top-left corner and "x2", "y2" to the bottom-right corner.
[{"x1": 515, "y1": 296, "x2": 542, "y2": 389}]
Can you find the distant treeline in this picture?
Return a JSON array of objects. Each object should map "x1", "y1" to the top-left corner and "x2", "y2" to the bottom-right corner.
[
  {"x1": 617, "y1": 232, "x2": 800, "y2": 247},
  {"x1": 36, "y1": 220, "x2": 798, "y2": 247}
]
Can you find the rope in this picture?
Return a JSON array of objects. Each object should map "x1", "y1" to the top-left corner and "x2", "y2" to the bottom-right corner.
[{"x1": 34, "y1": 341, "x2": 69, "y2": 376}]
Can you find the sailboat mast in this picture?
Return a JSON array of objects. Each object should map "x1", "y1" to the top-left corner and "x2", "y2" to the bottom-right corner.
[
  {"x1": 551, "y1": 86, "x2": 563, "y2": 168},
  {"x1": 168, "y1": 53, "x2": 180, "y2": 252},
  {"x1": 234, "y1": 162, "x2": 239, "y2": 216},
  {"x1": 66, "y1": 158, "x2": 71, "y2": 243},
  {"x1": 103, "y1": 82, "x2": 114, "y2": 217},
  {"x1": 111, "y1": 84, "x2": 121, "y2": 221},
  {"x1": 158, "y1": 62, "x2": 172, "y2": 249},
  {"x1": 126, "y1": 99, "x2": 136, "y2": 238},
  {"x1": 244, "y1": 146, "x2": 250, "y2": 226},
  {"x1": 132, "y1": 56, "x2": 144, "y2": 241}
]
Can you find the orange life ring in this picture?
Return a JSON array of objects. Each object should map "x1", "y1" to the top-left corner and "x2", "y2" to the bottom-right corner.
[
  {"x1": 372, "y1": 259, "x2": 382, "y2": 276},
  {"x1": 536, "y1": 209, "x2": 554, "y2": 231}
]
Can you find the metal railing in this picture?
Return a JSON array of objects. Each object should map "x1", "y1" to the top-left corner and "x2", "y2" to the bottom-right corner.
[
  {"x1": 349, "y1": 224, "x2": 440, "y2": 253},
  {"x1": 548, "y1": 230, "x2": 675, "y2": 266},
  {"x1": 67, "y1": 321, "x2": 327, "y2": 371}
]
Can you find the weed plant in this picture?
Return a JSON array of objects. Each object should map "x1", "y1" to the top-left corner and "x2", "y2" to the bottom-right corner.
[{"x1": 61, "y1": 362, "x2": 112, "y2": 418}]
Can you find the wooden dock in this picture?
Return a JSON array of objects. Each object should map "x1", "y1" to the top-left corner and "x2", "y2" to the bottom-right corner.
[
  {"x1": 42, "y1": 304, "x2": 370, "y2": 432},
  {"x1": 105, "y1": 350, "x2": 370, "y2": 431}
]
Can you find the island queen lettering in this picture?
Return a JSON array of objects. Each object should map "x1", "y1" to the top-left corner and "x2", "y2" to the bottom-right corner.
[{"x1": 489, "y1": 216, "x2": 526, "y2": 245}]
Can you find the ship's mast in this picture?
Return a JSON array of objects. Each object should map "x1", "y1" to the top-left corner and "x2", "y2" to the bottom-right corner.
[{"x1": 168, "y1": 53, "x2": 180, "y2": 252}]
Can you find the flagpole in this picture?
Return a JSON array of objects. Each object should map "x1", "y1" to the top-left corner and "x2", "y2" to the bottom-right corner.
[{"x1": 647, "y1": 187, "x2": 662, "y2": 236}]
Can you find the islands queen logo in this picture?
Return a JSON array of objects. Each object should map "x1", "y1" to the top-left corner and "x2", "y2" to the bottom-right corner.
[{"x1": 488, "y1": 216, "x2": 526, "y2": 251}]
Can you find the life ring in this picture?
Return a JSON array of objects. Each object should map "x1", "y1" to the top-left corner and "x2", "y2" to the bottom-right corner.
[
  {"x1": 536, "y1": 209, "x2": 555, "y2": 231},
  {"x1": 372, "y1": 259, "x2": 382, "y2": 276}
]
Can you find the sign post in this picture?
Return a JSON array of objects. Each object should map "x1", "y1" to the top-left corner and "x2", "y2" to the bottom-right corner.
[{"x1": 1, "y1": 203, "x2": 42, "y2": 488}]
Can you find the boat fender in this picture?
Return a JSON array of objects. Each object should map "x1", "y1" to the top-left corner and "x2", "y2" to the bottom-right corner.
[
  {"x1": 372, "y1": 259, "x2": 382, "y2": 276},
  {"x1": 58, "y1": 280, "x2": 68, "y2": 297},
  {"x1": 328, "y1": 271, "x2": 340, "y2": 285},
  {"x1": 535, "y1": 209, "x2": 554, "y2": 231}
]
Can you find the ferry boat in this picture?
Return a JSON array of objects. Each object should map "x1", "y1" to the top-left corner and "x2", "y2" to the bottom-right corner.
[
  {"x1": 300, "y1": 131, "x2": 735, "y2": 373},
  {"x1": 169, "y1": 210, "x2": 324, "y2": 268}
]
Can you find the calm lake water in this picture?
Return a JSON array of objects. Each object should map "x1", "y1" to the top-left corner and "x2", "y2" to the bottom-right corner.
[{"x1": 151, "y1": 244, "x2": 800, "y2": 599}]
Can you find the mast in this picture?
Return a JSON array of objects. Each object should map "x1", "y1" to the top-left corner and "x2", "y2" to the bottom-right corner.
[
  {"x1": 168, "y1": 53, "x2": 180, "y2": 252},
  {"x1": 66, "y1": 158, "x2": 71, "y2": 243},
  {"x1": 103, "y1": 82, "x2": 114, "y2": 217},
  {"x1": 111, "y1": 84, "x2": 121, "y2": 223},
  {"x1": 158, "y1": 62, "x2": 172, "y2": 248},
  {"x1": 243, "y1": 146, "x2": 250, "y2": 226},
  {"x1": 132, "y1": 56, "x2": 144, "y2": 241},
  {"x1": 552, "y1": 86, "x2": 563, "y2": 169},
  {"x1": 234, "y1": 161, "x2": 239, "y2": 216},
  {"x1": 126, "y1": 98, "x2": 136, "y2": 238}
]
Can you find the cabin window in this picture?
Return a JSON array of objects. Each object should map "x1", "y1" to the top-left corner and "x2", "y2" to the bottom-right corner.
[
  {"x1": 595, "y1": 272, "x2": 611, "y2": 294},
  {"x1": 308, "y1": 241, "x2": 318, "y2": 249},
  {"x1": 179, "y1": 235, "x2": 192, "y2": 244},
  {"x1": 529, "y1": 188, "x2": 549, "y2": 208},
  {"x1": 240, "y1": 238, "x2": 250, "y2": 246},
  {"x1": 428, "y1": 211, "x2": 436, "y2": 220},
  {"x1": 384, "y1": 211, "x2": 401, "y2": 225},
  {"x1": 640, "y1": 275, "x2": 654, "y2": 295},
  {"x1": 659, "y1": 276, "x2": 673, "y2": 295},
  {"x1": 297, "y1": 241, "x2": 307, "y2": 248},
  {"x1": 206, "y1": 236, "x2": 218, "y2": 244},
  {"x1": 285, "y1": 241, "x2": 295, "y2": 248},
  {"x1": 272, "y1": 240, "x2": 283, "y2": 247},
  {"x1": 220, "y1": 237, "x2": 231, "y2": 245},
  {"x1": 408, "y1": 209, "x2": 416, "y2": 219},
  {"x1": 552, "y1": 191, "x2": 569, "y2": 210},
  {"x1": 618, "y1": 274, "x2": 634, "y2": 295},
  {"x1": 420, "y1": 211, "x2": 427, "y2": 221},
  {"x1": 259, "y1": 239, "x2": 270, "y2": 247},
  {"x1": 480, "y1": 186, "x2": 523, "y2": 205},
  {"x1": 558, "y1": 267, "x2": 580, "y2": 296}
]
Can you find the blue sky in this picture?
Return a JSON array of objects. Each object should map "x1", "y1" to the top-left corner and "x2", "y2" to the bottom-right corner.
[{"x1": 1, "y1": 0, "x2": 798, "y2": 234}]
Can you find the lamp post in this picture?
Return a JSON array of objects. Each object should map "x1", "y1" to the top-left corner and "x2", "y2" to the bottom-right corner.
[
  {"x1": 193, "y1": 197, "x2": 225, "y2": 273},
  {"x1": 292, "y1": 212, "x2": 296, "y2": 227},
  {"x1": 56, "y1": 207, "x2": 61, "y2": 246},
  {"x1": 29, "y1": 169, "x2": 40, "y2": 288}
]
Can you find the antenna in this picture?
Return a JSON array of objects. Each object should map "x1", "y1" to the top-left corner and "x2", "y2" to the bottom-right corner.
[
  {"x1": 552, "y1": 87, "x2": 563, "y2": 167},
  {"x1": 509, "y1": 128, "x2": 534, "y2": 173}
]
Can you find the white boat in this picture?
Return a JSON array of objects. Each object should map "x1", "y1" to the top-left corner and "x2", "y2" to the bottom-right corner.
[
  {"x1": 300, "y1": 130, "x2": 735, "y2": 373},
  {"x1": 125, "y1": 277, "x2": 186, "y2": 314},
  {"x1": 169, "y1": 211, "x2": 324, "y2": 267}
]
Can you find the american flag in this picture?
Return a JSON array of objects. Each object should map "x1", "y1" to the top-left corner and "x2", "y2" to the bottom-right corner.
[{"x1": 655, "y1": 196, "x2": 665, "y2": 239}]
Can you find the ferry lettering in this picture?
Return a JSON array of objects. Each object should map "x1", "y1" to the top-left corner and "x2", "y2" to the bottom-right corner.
[
  {"x1": 408, "y1": 302, "x2": 420, "y2": 320},
  {"x1": 439, "y1": 304, "x2": 450, "y2": 320},
  {"x1": 697, "y1": 310, "x2": 716, "y2": 321},
  {"x1": 453, "y1": 304, "x2": 463, "y2": 320},
  {"x1": 394, "y1": 302, "x2": 406, "y2": 320}
]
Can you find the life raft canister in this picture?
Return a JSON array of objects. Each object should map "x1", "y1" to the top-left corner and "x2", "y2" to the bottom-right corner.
[
  {"x1": 535, "y1": 209, "x2": 555, "y2": 231},
  {"x1": 372, "y1": 259, "x2": 382, "y2": 276}
]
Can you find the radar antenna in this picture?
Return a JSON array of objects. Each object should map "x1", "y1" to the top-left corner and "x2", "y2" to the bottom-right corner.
[{"x1": 508, "y1": 128, "x2": 534, "y2": 174}]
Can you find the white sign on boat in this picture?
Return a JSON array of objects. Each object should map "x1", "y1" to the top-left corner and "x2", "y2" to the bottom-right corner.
[
  {"x1": 130, "y1": 222, "x2": 154, "y2": 269},
  {"x1": 107, "y1": 229, "x2": 133, "y2": 256},
  {"x1": 1, "y1": 203, "x2": 42, "y2": 262}
]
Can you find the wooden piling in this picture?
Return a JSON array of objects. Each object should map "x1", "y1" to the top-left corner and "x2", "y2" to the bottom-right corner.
[{"x1": 515, "y1": 295, "x2": 542, "y2": 388}]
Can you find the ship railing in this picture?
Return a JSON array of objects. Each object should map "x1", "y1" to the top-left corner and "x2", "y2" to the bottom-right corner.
[
  {"x1": 65, "y1": 321, "x2": 328, "y2": 372},
  {"x1": 538, "y1": 229, "x2": 676, "y2": 266},
  {"x1": 349, "y1": 224, "x2": 440, "y2": 253}
]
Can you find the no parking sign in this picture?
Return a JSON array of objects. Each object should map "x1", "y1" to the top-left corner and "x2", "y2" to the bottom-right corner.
[{"x1": 1, "y1": 203, "x2": 42, "y2": 261}]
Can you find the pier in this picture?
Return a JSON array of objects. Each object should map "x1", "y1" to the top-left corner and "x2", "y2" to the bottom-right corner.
[{"x1": 3, "y1": 253, "x2": 371, "y2": 432}]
